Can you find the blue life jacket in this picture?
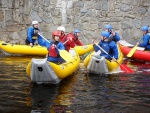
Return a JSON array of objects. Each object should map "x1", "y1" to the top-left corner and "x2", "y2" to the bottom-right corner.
[{"x1": 93, "y1": 41, "x2": 118, "y2": 59}]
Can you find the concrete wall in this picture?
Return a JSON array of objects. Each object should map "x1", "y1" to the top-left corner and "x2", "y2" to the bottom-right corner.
[{"x1": 0, "y1": 0, "x2": 150, "y2": 44}]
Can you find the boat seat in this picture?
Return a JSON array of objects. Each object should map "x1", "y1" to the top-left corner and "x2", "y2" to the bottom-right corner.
[
  {"x1": 87, "y1": 55, "x2": 108, "y2": 74},
  {"x1": 30, "y1": 58, "x2": 60, "y2": 84}
]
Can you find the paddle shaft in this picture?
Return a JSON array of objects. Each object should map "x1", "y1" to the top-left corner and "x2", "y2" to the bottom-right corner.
[{"x1": 38, "y1": 33, "x2": 69, "y2": 45}]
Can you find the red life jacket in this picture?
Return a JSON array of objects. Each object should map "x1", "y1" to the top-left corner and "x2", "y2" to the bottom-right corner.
[{"x1": 48, "y1": 45, "x2": 57, "y2": 57}]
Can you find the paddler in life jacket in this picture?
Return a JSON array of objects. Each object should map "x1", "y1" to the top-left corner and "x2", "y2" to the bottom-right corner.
[
  {"x1": 25, "y1": 20, "x2": 42, "y2": 46},
  {"x1": 46, "y1": 30, "x2": 65, "y2": 63},
  {"x1": 104, "y1": 24, "x2": 120, "y2": 43},
  {"x1": 93, "y1": 31, "x2": 118, "y2": 61},
  {"x1": 136, "y1": 26, "x2": 150, "y2": 50},
  {"x1": 63, "y1": 29, "x2": 83, "y2": 51}
]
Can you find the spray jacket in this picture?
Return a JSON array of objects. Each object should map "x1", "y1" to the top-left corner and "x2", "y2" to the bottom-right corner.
[
  {"x1": 138, "y1": 33, "x2": 150, "y2": 50},
  {"x1": 108, "y1": 32, "x2": 120, "y2": 42},
  {"x1": 93, "y1": 41, "x2": 118, "y2": 60},
  {"x1": 62, "y1": 33, "x2": 83, "y2": 51},
  {"x1": 26, "y1": 26, "x2": 42, "y2": 44}
]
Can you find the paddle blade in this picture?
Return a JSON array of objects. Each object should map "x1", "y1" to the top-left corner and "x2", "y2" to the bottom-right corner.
[
  {"x1": 127, "y1": 45, "x2": 137, "y2": 57},
  {"x1": 119, "y1": 64, "x2": 133, "y2": 73},
  {"x1": 59, "y1": 50, "x2": 73, "y2": 62}
]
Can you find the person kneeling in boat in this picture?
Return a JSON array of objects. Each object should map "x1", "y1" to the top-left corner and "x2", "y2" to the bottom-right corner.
[
  {"x1": 136, "y1": 26, "x2": 150, "y2": 50},
  {"x1": 104, "y1": 24, "x2": 120, "y2": 43},
  {"x1": 25, "y1": 20, "x2": 42, "y2": 46},
  {"x1": 46, "y1": 30, "x2": 65, "y2": 63},
  {"x1": 62, "y1": 29, "x2": 83, "y2": 51},
  {"x1": 93, "y1": 31, "x2": 118, "y2": 61}
]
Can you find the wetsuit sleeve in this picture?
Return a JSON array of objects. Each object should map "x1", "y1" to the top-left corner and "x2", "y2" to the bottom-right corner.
[{"x1": 114, "y1": 32, "x2": 120, "y2": 42}]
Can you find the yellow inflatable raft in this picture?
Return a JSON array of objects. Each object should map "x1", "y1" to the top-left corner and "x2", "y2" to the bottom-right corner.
[
  {"x1": 26, "y1": 49, "x2": 80, "y2": 84},
  {"x1": 84, "y1": 45, "x2": 123, "y2": 73},
  {"x1": 0, "y1": 41, "x2": 93, "y2": 56}
]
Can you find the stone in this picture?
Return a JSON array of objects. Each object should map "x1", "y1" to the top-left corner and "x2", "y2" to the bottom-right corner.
[
  {"x1": 0, "y1": 10, "x2": 4, "y2": 21},
  {"x1": 52, "y1": 17, "x2": 61, "y2": 25},
  {"x1": 24, "y1": 0, "x2": 32, "y2": 15},
  {"x1": 102, "y1": 0, "x2": 108, "y2": 11},
  {"x1": 141, "y1": 16, "x2": 150, "y2": 26},
  {"x1": 148, "y1": 8, "x2": 150, "y2": 15},
  {"x1": 43, "y1": 0, "x2": 50, "y2": 7},
  {"x1": 120, "y1": 4, "x2": 131, "y2": 12},
  {"x1": 73, "y1": 16, "x2": 79, "y2": 24},
  {"x1": 95, "y1": 2, "x2": 101, "y2": 10},
  {"x1": 5, "y1": 10, "x2": 13, "y2": 22},
  {"x1": 84, "y1": 1, "x2": 95, "y2": 9},
  {"x1": 121, "y1": 19, "x2": 134, "y2": 29},
  {"x1": 137, "y1": 7, "x2": 146, "y2": 15},
  {"x1": 42, "y1": 16, "x2": 52, "y2": 24},
  {"x1": 73, "y1": 1, "x2": 84, "y2": 8},
  {"x1": 132, "y1": 19, "x2": 141, "y2": 29},
  {"x1": 122, "y1": 29, "x2": 132, "y2": 40},
  {"x1": 13, "y1": 9, "x2": 22, "y2": 23},
  {"x1": 83, "y1": 23, "x2": 98, "y2": 31},
  {"x1": 18, "y1": 29, "x2": 27, "y2": 40},
  {"x1": 67, "y1": 1, "x2": 73, "y2": 9},
  {"x1": 14, "y1": 0, "x2": 20, "y2": 8},
  {"x1": 30, "y1": 11, "x2": 42, "y2": 22},
  {"x1": 124, "y1": 13, "x2": 135, "y2": 19},
  {"x1": 80, "y1": 9, "x2": 88, "y2": 16},
  {"x1": 108, "y1": 0, "x2": 115, "y2": 11}
]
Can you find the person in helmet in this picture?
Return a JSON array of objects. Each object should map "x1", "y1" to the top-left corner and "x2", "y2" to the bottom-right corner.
[
  {"x1": 104, "y1": 24, "x2": 120, "y2": 43},
  {"x1": 136, "y1": 26, "x2": 150, "y2": 50},
  {"x1": 93, "y1": 31, "x2": 118, "y2": 61},
  {"x1": 45, "y1": 30, "x2": 65, "y2": 63},
  {"x1": 25, "y1": 20, "x2": 43, "y2": 46},
  {"x1": 57, "y1": 26, "x2": 66, "y2": 42},
  {"x1": 63, "y1": 29, "x2": 83, "y2": 51}
]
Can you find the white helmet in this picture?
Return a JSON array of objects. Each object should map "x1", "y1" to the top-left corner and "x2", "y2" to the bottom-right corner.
[
  {"x1": 32, "y1": 20, "x2": 38, "y2": 25},
  {"x1": 57, "y1": 26, "x2": 65, "y2": 32}
]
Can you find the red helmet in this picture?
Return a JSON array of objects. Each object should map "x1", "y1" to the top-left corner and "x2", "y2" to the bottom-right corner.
[{"x1": 52, "y1": 30, "x2": 61, "y2": 37}]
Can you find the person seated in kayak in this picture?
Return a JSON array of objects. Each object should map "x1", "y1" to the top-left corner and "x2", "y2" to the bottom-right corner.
[
  {"x1": 45, "y1": 30, "x2": 65, "y2": 63},
  {"x1": 62, "y1": 29, "x2": 83, "y2": 51},
  {"x1": 104, "y1": 24, "x2": 120, "y2": 43},
  {"x1": 136, "y1": 26, "x2": 150, "y2": 50},
  {"x1": 25, "y1": 20, "x2": 42, "y2": 46},
  {"x1": 93, "y1": 31, "x2": 118, "y2": 61},
  {"x1": 57, "y1": 26, "x2": 66, "y2": 42}
]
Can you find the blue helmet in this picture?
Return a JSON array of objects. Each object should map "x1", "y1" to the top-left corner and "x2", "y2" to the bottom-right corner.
[
  {"x1": 101, "y1": 31, "x2": 110, "y2": 38},
  {"x1": 141, "y1": 26, "x2": 149, "y2": 31},
  {"x1": 104, "y1": 25, "x2": 112, "y2": 30},
  {"x1": 74, "y1": 29, "x2": 80, "y2": 33}
]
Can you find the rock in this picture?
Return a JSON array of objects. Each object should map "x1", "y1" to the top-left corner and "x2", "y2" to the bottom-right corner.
[{"x1": 120, "y1": 4, "x2": 131, "y2": 12}]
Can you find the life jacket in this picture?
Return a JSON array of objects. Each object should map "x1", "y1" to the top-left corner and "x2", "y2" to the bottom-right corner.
[
  {"x1": 48, "y1": 42, "x2": 59, "y2": 57},
  {"x1": 32, "y1": 27, "x2": 39, "y2": 40},
  {"x1": 101, "y1": 41, "x2": 113, "y2": 55}
]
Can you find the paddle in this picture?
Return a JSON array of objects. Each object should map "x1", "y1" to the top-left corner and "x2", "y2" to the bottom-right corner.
[
  {"x1": 127, "y1": 38, "x2": 142, "y2": 57},
  {"x1": 94, "y1": 42, "x2": 133, "y2": 73},
  {"x1": 38, "y1": 33, "x2": 73, "y2": 62}
]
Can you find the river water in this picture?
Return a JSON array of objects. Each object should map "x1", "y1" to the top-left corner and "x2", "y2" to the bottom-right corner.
[{"x1": 0, "y1": 53, "x2": 150, "y2": 113}]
